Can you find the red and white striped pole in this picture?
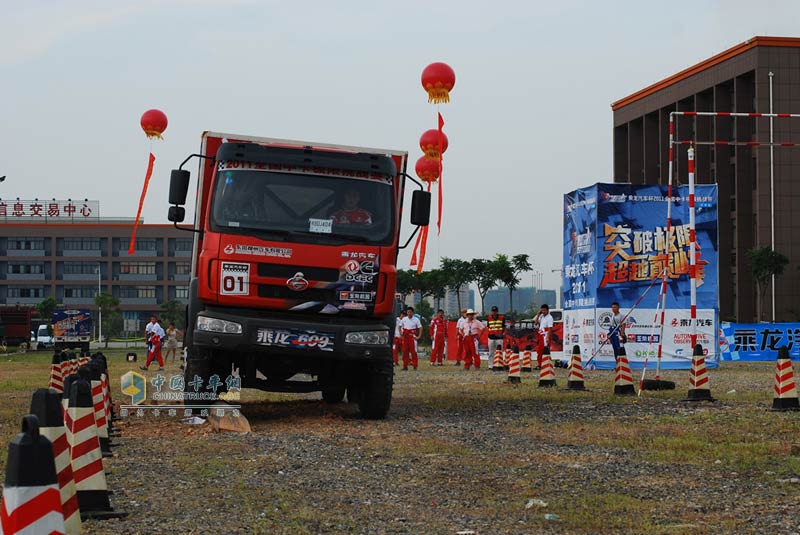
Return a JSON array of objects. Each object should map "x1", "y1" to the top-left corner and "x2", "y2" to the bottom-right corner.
[
  {"x1": 688, "y1": 146, "x2": 697, "y2": 349},
  {"x1": 653, "y1": 114, "x2": 675, "y2": 382}
]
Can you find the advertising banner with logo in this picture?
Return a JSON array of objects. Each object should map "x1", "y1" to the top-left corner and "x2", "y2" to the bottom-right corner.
[
  {"x1": 563, "y1": 183, "x2": 719, "y2": 370},
  {"x1": 720, "y1": 322, "x2": 800, "y2": 361}
]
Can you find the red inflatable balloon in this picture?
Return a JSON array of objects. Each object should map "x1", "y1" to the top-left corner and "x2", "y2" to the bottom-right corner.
[
  {"x1": 421, "y1": 62, "x2": 456, "y2": 104},
  {"x1": 140, "y1": 109, "x2": 168, "y2": 139}
]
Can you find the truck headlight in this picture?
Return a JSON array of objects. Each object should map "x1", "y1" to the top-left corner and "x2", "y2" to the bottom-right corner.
[
  {"x1": 345, "y1": 330, "x2": 389, "y2": 345},
  {"x1": 196, "y1": 316, "x2": 242, "y2": 334}
]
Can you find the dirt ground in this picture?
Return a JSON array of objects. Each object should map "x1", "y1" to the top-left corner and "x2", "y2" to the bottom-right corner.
[{"x1": 1, "y1": 351, "x2": 799, "y2": 534}]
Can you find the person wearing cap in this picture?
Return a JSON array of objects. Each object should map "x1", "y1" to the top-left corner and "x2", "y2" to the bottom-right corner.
[
  {"x1": 454, "y1": 308, "x2": 468, "y2": 366},
  {"x1": 141, "y1": 316, "x2": 166, "y2": 371},
  {"x1": 486, "y1": 305, "x2": 506, "y2": 369},
  {"x1": 458, "y1": 309, "x2": 485, "y2": 370},
  {"x1": 429, "y1": 309, "x2": 448, "y2": 366},
  {"x1": 534, "y1": 304, "x2": 554, "y2": 369},
  {"x1": 399, "y1": 306, "x2": 422, "y2": 370}
]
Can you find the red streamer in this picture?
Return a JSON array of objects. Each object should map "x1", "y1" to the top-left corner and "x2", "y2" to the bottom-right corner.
[
  {"x1": 129, "y1": 152, "x2": 155, "y2": 254},
  {"x1": 437, "y1": 112, "x2": 445, "y2": 234}
]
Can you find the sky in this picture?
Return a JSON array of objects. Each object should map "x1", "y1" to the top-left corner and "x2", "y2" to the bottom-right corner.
[{"x1": 2, "y1": 0, "x2": 798, "y2": 295}]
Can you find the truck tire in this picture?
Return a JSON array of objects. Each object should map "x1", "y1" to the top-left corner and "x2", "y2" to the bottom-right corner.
[
  {"x1": 183, "y1": 347, "x2": 212, "y2": 413},
  {"x1": 321, "y1": 386, "x2": 346, "y2": 404},
  {"x1": 345, "y1": 385, "x2": 361, "y2": 404},
  {"x1": 357, "y1": 360, "x2": 393, "y2": 420}
]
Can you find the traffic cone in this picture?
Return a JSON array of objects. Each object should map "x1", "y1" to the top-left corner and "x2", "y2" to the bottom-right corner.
[
  {"x1": 48, "y1": 353, "x2": 64, "y2": 394},
  {"x1": 506, "y1": 349, "x2": 521, "y2": 384},
  {"x1": 61, "y1": 374, "x2": 80, "y2": 424},
  {"x1": 86, "y1": 363, "x2": 113, "y2": 457},
  {"x1": 686, "y1": 344, "x2": 714, "y2": 401},
  {"x1": 521, "y1": 349, "x2": 533, "y2": 373},
  {"x1": 29, "y1": 389, "x2": 81, "y2": 535},
  {"x1": 503, "y1": 348, "x2": 511, "y2": 371},
  {"x1": 79, "y1": 351, "x2": 90, "y2": 367},
  {"x1": 772, "y1": 347, "x2": 799, "y2": 411},
  {"x1": 66, "y1": 378, "x2": 125, "y2": 519},
  {"x1": 538, "y1": 347, "x2": 556, "y2": 387},
  {"x1": 567, "y1": 345, "x2": 585, "y2": 390},
  {"x1": 614, "y1": 346, "x2": 635, "y2": 395},
  {"x1": 491, "y1": 348, "x2": 503, "y2": 371},
  {"x1": 59, "y1": 353, "x2": 71, "y2": 387},
  {"x1": 1, "y1": 415, "x2": 66, "y2": 535}
]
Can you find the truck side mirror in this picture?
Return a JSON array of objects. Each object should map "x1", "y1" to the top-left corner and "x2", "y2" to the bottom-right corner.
[
  {"x1": 169, "y1": 170, "x2": 191, "y2": 205},
  {"x1": 410, "y1": 190, "x2": 431, "y2": 227},
  {"x1": 168, "y1": 206, "x2": 186, "y2": 223}
]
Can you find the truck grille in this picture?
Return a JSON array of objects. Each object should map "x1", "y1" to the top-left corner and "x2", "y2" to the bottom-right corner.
[
  {"x1": 257, "y1": 284, "x2": 336, "y2": 302},
  {"x1": 257, "y1": 264, "x2": 340, "y2": 282}
]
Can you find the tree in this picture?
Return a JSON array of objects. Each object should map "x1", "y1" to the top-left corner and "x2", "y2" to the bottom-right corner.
[
  {"x1": 395, "y1": 269, "x2": 417, "y2": 303},
  {"x1": 747, "y1": 247, "x2": 789, "y2": 321},
  {"x1": 493, "y1": 253, "x2": 532, "y2": 316},
  {"x1": 94, "y1": 293, "x2": 121, "y2": 348},
  {"x1": 420, "y1": 269, "x2": 448, "y2": 311},
  {"x1": 441, "y1": 257, "x2": 473, "y2": 311},
  {"x1": 160, "y1": 299, "x2": 186, "y2": 329},
  {"x1": 470, "y1": 258, "x2": 500, "y2": 314},
  {"x1": 36, "y1": 297, "x2": 58, "y2": 331}
]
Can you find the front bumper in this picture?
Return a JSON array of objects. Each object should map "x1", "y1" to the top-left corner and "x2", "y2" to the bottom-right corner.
[{"x1": 192, "y1": 308, "x2": 391, "y2": 361}]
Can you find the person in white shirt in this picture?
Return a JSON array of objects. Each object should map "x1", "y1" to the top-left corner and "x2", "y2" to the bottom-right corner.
[
  {"x1": 535, "y1": 304, "x2": 554, "y2": 369},
  {"x1": 399, "y1": 307, "x2": 422, "y2": 370},
  {"x1": 392, "y1": 312, "x2": 404, "y2": 366},
  {"x1": 458, "y1": 309, "x2": 486, "y2": 370},
  {"x1": 455, "y1": 308, "x2": 467, "y2": 366},
  {"x1": 144, "y1": 315, "x2": 156, "y2": 352},
  {"x1": 141, "y1": 316, "x2": 166, "y2": 371}
]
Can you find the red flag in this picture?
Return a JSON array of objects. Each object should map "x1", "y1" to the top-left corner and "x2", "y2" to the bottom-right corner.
[{"x1": 129, "y1": 152, "x2": 155, "y2": 254}]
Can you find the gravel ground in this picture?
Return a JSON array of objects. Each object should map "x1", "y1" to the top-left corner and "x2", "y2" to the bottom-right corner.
[{"x1": 8, "y1": 359, "x2": 800, "y2": 535}]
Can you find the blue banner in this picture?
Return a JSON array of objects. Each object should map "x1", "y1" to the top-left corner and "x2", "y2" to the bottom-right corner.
[{"x1": 720, "y1": 322, "x2": 800, "y2": 361}]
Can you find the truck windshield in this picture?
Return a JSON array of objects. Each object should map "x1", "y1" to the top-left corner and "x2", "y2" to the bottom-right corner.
[{"x1": 210, "y1": 169, "x2": 394, "y2": 244}]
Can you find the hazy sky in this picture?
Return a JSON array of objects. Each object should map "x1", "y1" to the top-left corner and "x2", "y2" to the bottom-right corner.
[{"x1": 2, "y1": 0, "x2": 798, "y2": 292}]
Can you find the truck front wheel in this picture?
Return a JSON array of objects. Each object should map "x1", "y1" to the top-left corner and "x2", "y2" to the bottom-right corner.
[{"x1": 357, "y1": 360, "x2": 393, "y2": 420}]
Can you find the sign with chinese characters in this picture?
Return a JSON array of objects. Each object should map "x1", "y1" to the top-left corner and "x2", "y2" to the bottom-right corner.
[
  {"x1": 720, "y1": 322, "x2": 800, "y2": 361},
  {"x1": 563, "y1": 183, "x2": 719, "y2": 370},
  {"x1": 0, "y1": 199, "x2": 99, "y2": 222}
]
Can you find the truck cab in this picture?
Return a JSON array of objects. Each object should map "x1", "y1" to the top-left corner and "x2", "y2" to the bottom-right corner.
[{"x1": 168, "y1": 133, "x2": 429, "y2": 419}]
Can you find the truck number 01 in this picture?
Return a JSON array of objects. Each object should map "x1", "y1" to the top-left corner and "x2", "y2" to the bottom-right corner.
[{"x1": 220, "y1": 263, "x2": 250, "y2": 295}]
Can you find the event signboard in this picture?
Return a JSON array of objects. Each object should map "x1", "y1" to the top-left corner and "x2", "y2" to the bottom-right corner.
[{"x1": 563, "y1": 183, "x2": 719, "y2": 370}]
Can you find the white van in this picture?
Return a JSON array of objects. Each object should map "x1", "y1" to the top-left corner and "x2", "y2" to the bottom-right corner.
[{"x1": 36, "y1": 325, "x2": 53, "y2": 350}]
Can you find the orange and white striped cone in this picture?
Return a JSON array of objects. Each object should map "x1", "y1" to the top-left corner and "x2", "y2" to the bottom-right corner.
[
  {"x1": 48, "y1": 354, "x2": 64, "y2": 394},
  {"x1": 59, "y1": 353, "x2": 71, "y2": 387},
  {"x1": 521, "y1": 349, "x2": 533, "y2": 373},
  {"x1": 1, "y1": 415, "x2": 66, "y2": 535},
  {"x1": 686, "y1": 344, "x2": 714, "y2": 401},
  {"x1": 491, "y1": 348, "x2": 503, "y2": 371},
  {"x1": 772, "y1": 347, "x2": 799, "y2": 411},
  {"x1": 66, "y1": 378, "x2": 125, "y2": 519},
  {"x1": 30, "y1": 389, "x2": 81, "y2": 535},
  {"x1": 503, "y1": 348, "x2": 511, "y2": 371},
  {"x1": 567, "y1": 345, "x2": 585, "y2": 391},
  {"x1": 87, "y1": 364, "x2": 113, "y2": 458},
  {"x1": 506, "y1": 350, "x2": 521, "y2": 384},
  {"x1": 614, "y1": 346, "x2": 635, "y2": 395},
  {"x1": 79, "y1": 351, "x2": 91, "y2": 367},
  {"x1": 538, "y1": 347, "x2": 557, "y2": 387}
]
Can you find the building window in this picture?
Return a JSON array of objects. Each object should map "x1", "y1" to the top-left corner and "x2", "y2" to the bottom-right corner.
[
  {"x1": 120, "y1": 262, "x2": 156, "y2": 275},
  {"x1": 63, "y1": 262, "x2": 99, "y2": 275},
  {"x1": 64, "y1": 238, "x2": 100, "y2": 250},
  {"x1": 7, "y1": 287, "x2": 44, "y2": 298},
  {"x1": 175, "y1": 263, "x2": 191, "y2": 275},
  {"x1": 175, "y1": 286, "x2": 189, "y2": 299},
  {"x1": 119, "y1": 286, "x2": 156, "y2": 298},
  {"x1": 9, "y1": 263, "x2": 44, "y2": 274},
  {"x1": 119, "y1": 239, "x2": 156, "y2": 252},
  {"x1": 64, "y1": 286, "x2": 98, "y2": 298},
  {"x1": 8, "y1": 238, "x2": 44, "y2": 250},
  {"x1": 175, "y1": 239, "x2": 193, "y2": 252}
]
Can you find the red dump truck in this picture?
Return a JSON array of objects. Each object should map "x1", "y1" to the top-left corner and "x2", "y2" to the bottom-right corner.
[
  {"x1": 166, "y1": 132, "x2": 430, "y2": 418},
  {"x1": 0, "y1": 306, "x2": 33, "y2": 348}
]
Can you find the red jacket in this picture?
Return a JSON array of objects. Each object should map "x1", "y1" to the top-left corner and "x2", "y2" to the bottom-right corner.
[{"x1": 429, "y1": 317, "x2": 447, "y2": 339}]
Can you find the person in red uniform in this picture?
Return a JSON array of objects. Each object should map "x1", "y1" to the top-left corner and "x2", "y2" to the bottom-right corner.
[
  {"x1": 429, "y1": 309, "x2": 447, "y2": 366},
  {"x1": 331, "y1": 189, "x2": 373, "y2": 225},
  {"x1": 459, "y1": 309, "x2": 485, "y2": 370},
  {"x1": 455, "y1": 308, "x2": 467, "y2": 366},
  {"x1": 399, "y1": 306, "x2": 422, "y2": 370},
  {"x1": 392, "y1": 311, "x2": 403, "y2": 366}
]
